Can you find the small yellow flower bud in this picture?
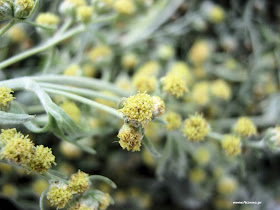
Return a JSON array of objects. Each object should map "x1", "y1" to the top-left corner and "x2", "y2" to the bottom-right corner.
[
  {"x1": 217, "y1": 176, "x2": 237, "y2": 195},
  {"x1": 188, "y1": 40, "x2": 210, "y2": 65},
  {"x1": 32, "y1": 179, "x2": 49, "y2": 196},
  {"x1": 96, "y1": 193, "x2": 111, "y2": 210},
  {"x1": 68, "y1": 170, "x2": 90, "y2": 194},
  {"x1": 114, "y1": 0, "x2": 135, "y2": 15},
  {"x1": 61, "y1": 100, "x2": 81, "y2": 123},
  {"x1": 133, "y1": 75, "x2": 156, "y2": 93},
  {"x1": 59, "y1": 0, "x2": 86, "y2": 14},
  {"x1": 35, "y1": 12, "x2": 60, "y2": 27},
  {"x1": 137, "y1": 61, "x2": 160, "y2": 76},
  {"x1": 63, "y1": 64, "x2": 81, "y2": 76},
  {"x1": 170, "y1": 62, "x2": 192, "y2": 85},
  {"x1": 233, "y1": 117, "x2": 257, "y2": 137},
  {"x1": 161, "y1": 72, "x2": 188, "y2": 98},
  {"x1": 47, "y1": 182, "x2": 74, "y2": 209},
  {"x1": 88, "y1": 45, "x2": 112, "y2": 63},
  {"x1": 0, "y1": 86, "x2": 15, "y2": 110},
  {"x1": 0, "y1": 128, "x2": 23, "y2": 145},
  {"x1": 192, "y1": 81, "x2": 210, "y2": 106},
  {"x1": 119, "y1": 92, "x2": 155, "y2": 126},
  {"x1": 122, "y1": 53, "x2": 139, "y2": 70},
  {"x1": 208, "y1": 5, "x2": 225, "y2": 23},
  {"x1": 117, "y1": 124, "x2": 142, "y2": 152},
  {"x1": 60, "y1": 141, "x2": 82, "y2": 159},
  {"x1": 158, "y1": 44, "x2": 174, "y2": 60},
  {"x1": 29, "y1": 145, "x2": 56, "y2": 173},
  {"x1": 182, "y1": 113, "x2": 210, "y2": 142},
  {"x1": 189, "y1": 168, "x2": 206, "y2": 183},
  {"x1": 152, "y1": 96, "x2": 165, "y2": 117},
  {"x1": 193, "y1": 147, "x2": 210, "y2": 165},
  {"x1": 211, "y1": 79, "x2": 231, "y2": 101},
  {"x1": 77, "y1": 5, "x2": 93, "y2": 23},
  {"x1": 82, "y1": 63, "x2": 96, "y2": 77},
  {"x1": 13, "y1": 0, "x2": 35, "y2": 19},
  {"x1": 6, "y1": 25, "x2": 26, "y2": 43},
  {"x1": 222, "y1": 135, "x2": 241, "y2": 156},
  {"x1": 164, "y1": 112, "x2": 181, "y2": 131}
]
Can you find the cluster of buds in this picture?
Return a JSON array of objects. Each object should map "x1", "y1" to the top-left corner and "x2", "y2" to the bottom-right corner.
[
  {"x1": 117, "y1": 92, "x2": 165, "y2": 151},
  {"x1": 0, "y1": 0, "x2": 36, "y2": 20}
]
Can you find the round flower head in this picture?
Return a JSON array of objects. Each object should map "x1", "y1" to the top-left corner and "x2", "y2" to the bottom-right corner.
[
  {"x1": 189, "y1": 168, "x2": 206, "y2": 184},
  {"x1": 1, "y1": 183, "x2": 17, "y2": 197},
  {"x1": 152, "y1": 96, "x2": 165, "y2": 117},
  {"x1": 161, "y1": 73, "x2": 188, "y2": 98},
  {"x1": 0, "y1": 0, "x2": 13, "y2": 20},
  {"x1": 122, "y1": 53, "x2": 139, "y2": 70},
  {"x1": 193, "y1": 147, "x2": 210, "y2": 165},
  {"x1": 47, "y1": 182, "x2": 74, "y2": 209},
  {"x1": 32, "y1": 179, "x2": 49, "y2": 196},
  {"x1": 0, "y1": 128, "x2": 23, "y2": 145},
  {"x1": 211, "y1": 79, "x2": 231, "y2": 101},
  {"x1": 182, "y1": 113, "x2": 210, "y2": 141},
  {"x1": 158, "y1": 44, "x2": 174, "y2": 60},
  {"x1": 114, "y1": 0, "x2": 135, "y2": 15},
  {"x1": 28, "y1": 145, "x2": 56, "y2": 173},
  {"x1": 119, "y1": 92, "x2": 155, "y2": 126},
  {"x1": 222, "y1": 135, "x2": 241, "y2": 156},
  {"x1": 217, "y1": 176, "x2": 237, "y2": 195},
  {"x1": 68, "y1": 170, "x2": 90, "y2": 194},
  {"x1": 133, "y1": 75, "x2": 156, "y2": 93},
  {"x1": 59, "y1": 0, "x2": 86, "y2": 14},
  {"x1": 233, "y1": 117, "x2": 257, "y2": 137},
  {"x1": 170, "y1": 62, "x2": 192, "y2": 85},
  {"x1": 164, "y1": 111, "x2": 182, "y2": 131},
  {"x1": 36, "y1": 12, "x2": 60, "y2": 27},
  {"x1": 117, "y1": 124, "x2": 142, "y2": 152},
  {"x1": 0, "y1": 86, "x2": 15, "y2": 110},
  {"x1": 1, "y1": 134, "x2": 34, "y2": 165},
  {"x1": 88, "y1": 45, "x2": 112, "y2": 63},
  {"x1": 61, "y1": 100, "x2": 81, "y2": 123},
  {"x1": 137, "y1": 61, "x2": 160, "y2": 76},
  {"x1": 63, "y1": 64, "x2": 81, "y2": 76},
  {"x1": 77, "y1": 5, "x2": 93, "y2": 23},
  {"x1": 188, "y1": 40, "x2": 210, "y2": 65},
  {"x1": 96, "y1": 193, "x2": 111, "y2": 210},
  {"x1": 208, "y1": 5, "x2": 225, "y2": 23},
  {"x1": 13, "y1": 0, "x2": 35, "y2": 19},
  {"x1": 192, "y1": 81, "x2": 210, "y2": 106}
]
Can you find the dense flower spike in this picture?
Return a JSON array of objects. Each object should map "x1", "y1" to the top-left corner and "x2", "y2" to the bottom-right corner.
[
  {"x1": 182, "y1": 113, "x2": 210, "y2": 141},
  {"x1": 164, "y1": 112, "x2": 182, "y2": 131},
  {"x1": 222, "y1": 135, "x2": 241, "y2": 156},
  {"x1": 119, "y1": 92, "x2": 155, "y2": 126},
  {"x1": 47, "y1": 182, "x2": 74, "y2": 209},
  {"x1": 233, "y1": 117, "x2": 257, "y2": 137},
  {"x1": 29, "y1": 145, "x2": 56, "y2": 173},
  {"x1": 69, "y1": 170, "x2": 90, "y2": 194},
  {"x1": 0, "y1": 86, "x2": 15, "y2": 109},
  {"x1": 117, "y1": 124, "x2": 142, "y2": 152}
]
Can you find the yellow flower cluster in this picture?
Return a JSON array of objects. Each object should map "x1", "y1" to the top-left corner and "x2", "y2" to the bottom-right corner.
[
  {"x1": 0, "y1": 129, "x2": 56, "y2": 173},
  {"x1": 211, "y1": 79, "x2": 231, "y2": 101},
  {"x1": 188, "y1": 40, "x2": 210, "y2": 65},
  {"x1": 164, "y1": 111, "x2": 182, "y2": 131},
  {"x1": 77, "y1": 5, "x2": 93, "y2": 23},
  {"x1": 217, "y1": 176, "x2": 237, "y2": 195},
  {"x1": 61, "y1": 100, "x2": 81, "y2": 123},
  {"x1": 122, "y1": 53, "x2": 139, "y2": 70},
  {"x1": 47, "y1": 170, "x2": 91, "y2": 209},
  {"x1": 152, "y1": 96, "x2": 165, "y2": 117},
  {"x1": 161, "y1": 72, "x2": 188, "y2": 98},
  {"x1": 133, "y1": 75, "x2": 156, "y2": 93},
  {"x1": 170, "y1": 62, "x2": 192, "y2": 85},
  {"x1": 117, "y1": 124, "x2": 142, "y2": 152},
  {"x1": 182, "y1": 114, "x2": 210, "y2": 141},
  {"x1": 36, "y1": 13, "x2": 60, "y2": 27},
  {"x1": 208, "y1": 5, "x2": 225, "y2": 23},
  {"x1": 233, "y1": 117, "x2": 257, "y2": 137},
  {"x1": 193, "y1": 147, "x2": 210, "y2": 165},
  {"x1": 88, "y1": 45, "x2": 112, "y2": 62},
  {"x1": 7, "y1": 25, "x2": 26, "y2": 43},
  {"x1": 63, "y1": 64, "x2": 80, "y2": 76},
  {"x1": 189, "y1": 168, "x2": 206, "y2": 183},
  {"x1": 47, "y1": 183, "x2": 73, "y2": 209},
  {"x1": 137, "y1": 61, "x2": 160, "y2": 76},
  {"x1": 221, "y1": 135, "x2": 241, "y2": 156},
  {"x1": 158, "y1": 44, "x2": 174, "y2": 60},
  {"x1": 114, "y1": 0, "x2": 135, "y2": 15},
  {"x1": 68, "y1": 170, "x2": 90, "y2": 194},
  {"x1": 191, "y1": 81, "x2": 209, "y2": 105},
  {"x1": 13, "y1": 0, "x2": 34, "y2": 19},
  {"x1": 119, "y1": 92, "x2": 155, "y2": 126},
  {"x1": 0, "y1": 86, "x2": 15, "y2": 109}
]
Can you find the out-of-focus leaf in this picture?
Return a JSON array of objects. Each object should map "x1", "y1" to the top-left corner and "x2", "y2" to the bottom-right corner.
[
  {"x1": 0, "y1": 110, "x2": 34, "y2": 125},
  {"x1": 142, "y1": 136, "x2": 161, "y2": 158},
  {"x1": 89, "y1": 175, "x2": 117, "y2": 189}
]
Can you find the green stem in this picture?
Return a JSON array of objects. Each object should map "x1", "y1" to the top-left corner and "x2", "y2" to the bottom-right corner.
[
  {"x1": 0, "y1": 19, "x2": 17, "y2": 37},
  {"x1": 32, "y1": 75, "x2": 131, "y2": 96},
  {"x1": 39, "y1": 187, "x2": 49, "y2": 210},
  {"x1": 43, "y1": 88, "x2": 123, "y2": 119},
  {"x1": 39, "y1": 82, "x2": 120, "y2": 102},
  {"x1": 207, "y1": 132, "x2": 223, "y2": 141},
  {"x1": 0, "y1": 24, "x2": 85, "y2": 70}
]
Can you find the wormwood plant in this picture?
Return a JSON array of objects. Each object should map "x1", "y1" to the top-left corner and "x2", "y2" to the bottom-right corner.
[{"x1": 1, "y1": 0, "x2": 280, "y2": 209}]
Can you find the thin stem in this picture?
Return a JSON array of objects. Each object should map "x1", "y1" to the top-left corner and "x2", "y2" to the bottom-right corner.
[
  {"x1": 42, "y1": 48, "x2": 55, "y2": 74},
  {"x1": 39, "y1": 82, "x2": 120, "y2": 102},
  {"x1": 0, "y1": 24, "x2": 85, "y2": 70},
  {"x1": 32, "y1": 75, "x2": 131, "y2": 96},
  {"x1": 39, "y1": 187, "x2": 49, "y2": 210},
  {"x1": 207, "y1": 132, "x2": 223, "y2": 141},
  {"x1": 0, "y1": 19, "x2": 17, "y2": 37},
  {"x1": 43, "y1": 88, "x2": 123, "y2": 119}
]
